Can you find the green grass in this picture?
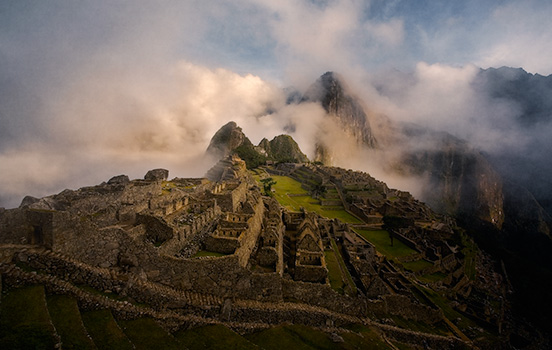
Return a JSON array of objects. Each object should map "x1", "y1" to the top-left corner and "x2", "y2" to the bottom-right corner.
[
  {"x1": 175, "y1": 324, "x2": 259, "y2": 350},
  {"x1": 81, "y1": 309, "x2": 134, "y2": 350},
  {"x1": 193, "y1": 250, "x2": 227, "y2": 258},
  {"x1": 118, "y1": 318, "x2": 182, "y2": 350},
  {"x1": 267, "y1": 175, "x2": 362, "y2": 223},
  {"x1": 390, "y1": 316, "x2": 451, "y2": 337},
  {"x1": 355, "y1": 229, "x2": 417, "y2": 258},
  {"x1": 246, "y1": 324, "x2": 390, "y2": 350},
  {"x1": 245, "y1": 324, "x2": 334, "y2": 350},
  {"x1": 0, "y1": 285, "x2": 58, "y2": 349},
  {"x1": 419, "y1": 286, "x2": 479, "y2": 333},
  {"x1": 47, "y1": 294, "x2": 97, "y2": 350},
  {"x1": 402, "y1": 259, "x2": 433, "y2": 273},
  {"x1": 324, "y1": 250, "x2": 346, "y2": 294},
  {"x1": 330, "y1": 239, "x2": 357, "y2": 295},
  {"x1": 461, "y1": 232, "x2": 477, "y2": 280},
  {"x1": 419, "y1": 272, "x2": 448, "y2": 283},
  {"x1": 343, "y1": 324, "x2": 394, "y2": 349}
]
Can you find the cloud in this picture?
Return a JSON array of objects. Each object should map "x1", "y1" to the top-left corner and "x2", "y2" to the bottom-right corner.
[
  {"x1": 0, "y1": 59, "x2": 286, "y2": 208},
  {"x1": 475, "y1": 1, "x2": 552, "y2": 74},
  {"x1": 2, "y1": 0, "x2": 552, "y2": 208}
]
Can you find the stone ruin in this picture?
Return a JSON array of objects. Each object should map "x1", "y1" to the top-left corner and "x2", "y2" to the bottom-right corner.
[{"x1": 0, "y1": 155, "x2": 513, "y2": 348}]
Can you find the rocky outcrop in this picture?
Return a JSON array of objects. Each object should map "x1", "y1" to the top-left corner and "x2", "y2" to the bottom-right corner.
[
  {"x1": 108, "y1": 175, "x2": 130, "y2": 185},
  {"x1": 144, "y1": 169, "x2": 169, "y2": 182},
  {"x1": 257, "y1": 134, "x2": 309, "y2": 163},
  {"x1": 206, "y1": 122, "x2": 309, "y2": 169},
  {"x1": 206, "y1": 121, "x2": 248, "y2": 158}
]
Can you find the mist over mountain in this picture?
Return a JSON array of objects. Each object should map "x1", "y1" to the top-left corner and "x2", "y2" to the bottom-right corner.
[
  {"x1": 473, "y1": 67, "x2": 552, "y2": 217},
  {"x1": 199, "y1": 69, "x2": 552, "y2": 339}
]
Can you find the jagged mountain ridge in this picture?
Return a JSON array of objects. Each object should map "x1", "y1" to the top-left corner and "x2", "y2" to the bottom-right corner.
[
  {"x1": 473, "y1": 67, "x2": 552, "y2": 219},
  {"x1": 302, "y1": 72, "x2": 377, "y2": 163}
]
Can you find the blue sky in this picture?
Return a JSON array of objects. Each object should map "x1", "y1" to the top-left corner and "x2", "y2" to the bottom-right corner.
[{"x1": 0, "y1": 0, "x2": 551, "y2": 207}]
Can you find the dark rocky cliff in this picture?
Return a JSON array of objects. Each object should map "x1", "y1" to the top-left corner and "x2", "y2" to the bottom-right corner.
[
  {"x1": 206, "y1": 121, "x2": 248, "y2": 158},
  {"x1": 400, "y1": 133, "x2": 504, "y2": 228},
  {"x1": 302, "y1": 72, "x2": 377, "y2": 162}
]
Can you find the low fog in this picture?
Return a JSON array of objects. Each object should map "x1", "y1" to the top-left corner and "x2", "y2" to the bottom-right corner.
[{"x1": 1, "y1": 0, "x2": 551, "y2": 208}]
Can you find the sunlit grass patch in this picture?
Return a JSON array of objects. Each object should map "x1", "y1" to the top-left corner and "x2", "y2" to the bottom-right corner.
[
  {"x1": 266, "y1": 175, "x2": 362, "y2": 223},
  {"x1": 355, "y1": 229, "x2": 416, "y2": 258}
]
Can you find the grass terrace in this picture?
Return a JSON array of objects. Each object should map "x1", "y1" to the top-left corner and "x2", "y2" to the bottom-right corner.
[
  {"x1": 402, "y1": 259, "x2": 433, "y2": 273},
  {"x1": 266, "y1": 175, "x2": 362, "y2": 224},
  {"x1": 354, "y1": 229, "x2": 417, "y2": 258}
]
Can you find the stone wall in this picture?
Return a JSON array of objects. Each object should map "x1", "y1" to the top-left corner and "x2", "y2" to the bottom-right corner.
[
  {"x1": 294, "y1": 265, "x2": 328, "y2": 283},
  {"x1": 234, "y1": 195, "x2": 264, "y2": 267},
  {"x1": 0, "y1": 208, "x2": 33, "y2": 245}
]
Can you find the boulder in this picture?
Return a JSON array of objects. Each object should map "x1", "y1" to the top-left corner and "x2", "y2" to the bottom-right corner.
[
  {"x1": 19, "y1": 195, "x2": 40, "y2": 208},
  {"x1": 144, "y1": 169, "x2": 169, "y2": 182},
  {"x1": 107, "y1": 174, "x2": 130, "y2": 185}
]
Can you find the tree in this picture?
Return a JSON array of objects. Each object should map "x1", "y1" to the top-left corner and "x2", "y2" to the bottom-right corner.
[
  {"x1": 310, "y1": 183, "x2": 326, "y2": 199},
  {"x1": 260, "y1": 177, "x2": 277, "y2": 196},
  {"x1": 382, "y1": 215, "x2": 414, "y2": 247}
]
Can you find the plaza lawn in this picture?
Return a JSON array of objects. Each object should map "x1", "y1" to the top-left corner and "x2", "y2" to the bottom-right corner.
[
  {"x1": 355, "y1": 229, "x2": 417, "y2": 258},
  {"x1": 402, "y1": 259, "x2": 433, "y2": 273},
  {"x1": 268, "y1": 175, "x2": 362, "y2": 224}
]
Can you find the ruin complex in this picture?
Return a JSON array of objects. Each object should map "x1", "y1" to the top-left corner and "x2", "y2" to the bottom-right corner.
[{"x1": 0, "y1": 155, "x2": 516, "y2": 348}]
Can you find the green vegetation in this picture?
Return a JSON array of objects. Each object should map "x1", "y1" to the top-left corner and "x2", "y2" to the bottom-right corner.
[
  {"x1": 81, "y1": 309, "x2": 134, "y2": 350},
  {"x1": 235, "y1": 140, "x2": 267, "y2": 169},
  {"x1": 402, "y1": 259, "x2": 433, "y2": 273},
  {"x1": 193, "y1": 250, "x2": 227, "y2": 258},
  {"x1": 260, "y1": 177, "x2": 277, "y2": 196},
  {"x1": 118, "y1": 318, "x2": 182, "y2": 350},
  {"x1": 267, "y1": 175, "x2": 362, "y2": 223},
  {"x1": 324, "y1": 250, "x2": 346, "y2": 294},
  {"x1": 419, "y1": 272, "x2": 448, "y2": 283},
  {"x1": 355, "y1": 229, "x2": 417, "y2": 258},
  {"x1": 330, "y1": 239, "x2": 357, "y2": 295},
  {"x1": 246, "y1": 324, "x2": 390, "y2": 350},
  {"x1": 0, "y1": 285, "x2": 57, "y2": 349},
  {"x1": 461, "y1": 232, "x2": 477, "y2": 280},
  {"x1": 390, "y1": 316, "x2": 451, "y2": 337},
  {"x1": 47, "y1": 295, "x2": 96, "y2": 350},
  {"x1": 245, "y1": 324, "x2": 336, "y2": 350},
  {"x1": 175, "y1": 324, "x2": 259, "y2": 350}
]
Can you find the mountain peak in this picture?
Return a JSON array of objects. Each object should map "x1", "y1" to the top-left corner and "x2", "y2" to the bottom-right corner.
[
  {"x1": 205, "y1": 122, "x2": 309, "y2": 169},
  {"x1": 206, "y1": 121, "x2": 247, "y2": 158}
]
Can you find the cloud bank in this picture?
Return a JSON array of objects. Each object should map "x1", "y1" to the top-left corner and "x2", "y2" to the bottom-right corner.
[{"x1": 1, "y1": 0, "x2": 551, "y2": 207}]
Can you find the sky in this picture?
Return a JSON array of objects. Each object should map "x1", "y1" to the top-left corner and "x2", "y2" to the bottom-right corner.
[{"x1": 1, "y1": 0, "x2": 552, "y2": 208}]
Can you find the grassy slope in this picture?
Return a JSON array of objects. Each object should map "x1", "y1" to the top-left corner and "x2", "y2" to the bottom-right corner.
[
  {"x1": 175, "y1": 324, "x2": 259, "y2": 350},
  {"x1": 246, "y1": 324, "x2": 391, "y2": 350},
  {"x1": 269, "y1": 175, "x2": 362, "y2": 223},
  {"x1": 0, "y1": 285, "x2": 58, "y2": 349},
  {"x1": 81, "y1": 309, "x2": 134, "y2": 350},
  {"x1": 118, "y1": 318, "x2": 182, "y2": 350},
  {"x1": 47, "y1": 294, "x2": 97, "y2": 350},
  {"x1": 355, "y1": 229, "x2": 416, "y2": 258}
]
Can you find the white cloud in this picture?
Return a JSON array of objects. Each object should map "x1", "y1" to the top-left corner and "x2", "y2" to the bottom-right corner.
[
  {"x1": 364, "y1": 18, "x2": 405, "y2": 47},
  {"x1": 475, "y1": 1, "x2": 552, "y2": 74},
  {"x1": 0, "y1": 61, "x2": 286, "y2": 208}
]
